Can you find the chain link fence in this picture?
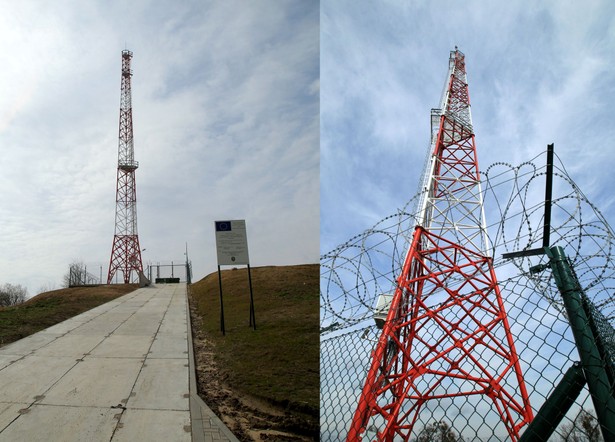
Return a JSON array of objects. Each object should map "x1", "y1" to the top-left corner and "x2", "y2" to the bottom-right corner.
[
  {"x1": 145, "y1": 261, "x2": 192, "y2": 283},
  {"x1": 66, "y1": 262, "x2": 107, "y2": 287},
  {"x1": 321, "y1": 151, "x2": 615, "y2": 440},
  {"x1": 66, "y1": 260, "x2": 192, "y2": 286}
]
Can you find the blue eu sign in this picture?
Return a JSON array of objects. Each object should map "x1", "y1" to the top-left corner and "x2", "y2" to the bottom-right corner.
[{"x1": 215, "y1": 221, "x2": 232, "y2": 232}]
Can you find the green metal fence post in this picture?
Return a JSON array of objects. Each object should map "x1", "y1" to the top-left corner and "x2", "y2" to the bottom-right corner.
[
  {"x1": 519, "y1": 362, "x2": 586, "y2": 441},
  {"x1": 546, "y1": 246, "x2": 615, "y2": 440}
]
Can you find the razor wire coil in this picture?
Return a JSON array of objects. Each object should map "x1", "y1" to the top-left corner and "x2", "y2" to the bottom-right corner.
[{"x1": 321, "y1": 150, "x2": 615, "y2": 440}]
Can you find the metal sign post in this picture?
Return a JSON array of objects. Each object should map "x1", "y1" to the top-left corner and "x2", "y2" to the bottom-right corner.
[
  {"x1": 214, "y1": 220, "x2": 256, "y2": 333},
  {"x1": 217, "y1": 265, "x2": 225, "y2": 335},
  {"x1": 247, "y1": 264, "x2": 256, "y2": 330}
]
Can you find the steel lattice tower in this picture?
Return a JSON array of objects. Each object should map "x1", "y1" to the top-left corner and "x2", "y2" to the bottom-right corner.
[
  {"x1": 348, "y1": 49, "x2": 534, "y2": 441},
  {"x1": 107, "y1": 50, "x2": 143, "y2": 284}
]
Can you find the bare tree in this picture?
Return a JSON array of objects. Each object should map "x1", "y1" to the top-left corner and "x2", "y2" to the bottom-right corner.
[
  {"x1": 37, "y1": 282, "x2": 57, "y2": 294},
  {"x1": 63, "y1": 260, "x2": 86, "y2": 287},
  {"x1": 416, "y1": 421, "x2": 465, "y2": 442},
  {"x1": 560, "y1": 410, "x2": 603, "y2": 442},
  {"x1": 0, "y1": 283, "x2": 28, "y2": 307}
]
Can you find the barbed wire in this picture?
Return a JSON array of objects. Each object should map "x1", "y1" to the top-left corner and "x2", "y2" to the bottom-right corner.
[
  {"x1": 320, "y1": 150, "x2": 615, "y2": 440},
  {"x1": 321, "y1": 150, "x2": 615, "y2": 331}
]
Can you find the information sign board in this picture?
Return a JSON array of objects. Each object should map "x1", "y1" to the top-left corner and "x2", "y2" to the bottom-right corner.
[{"x1": 214, "y1": 220, "x2": 250, "y2": 265}]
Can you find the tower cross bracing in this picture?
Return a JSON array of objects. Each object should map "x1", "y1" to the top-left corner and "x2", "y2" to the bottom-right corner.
[
  {"x1": 107, "y1": 49, "x2": 143, "y2": 284},
  {"x1": 348, "y1": 48, "x2": 533, "y2": 441}
]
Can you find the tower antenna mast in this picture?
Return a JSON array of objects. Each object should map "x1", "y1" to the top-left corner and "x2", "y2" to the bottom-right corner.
[
  {"x1": 348, "y1": 48, "x2": 533, "y2": 441},
  {"x1": 108, "y1": 49, "x2": 144, "y2": 284}
]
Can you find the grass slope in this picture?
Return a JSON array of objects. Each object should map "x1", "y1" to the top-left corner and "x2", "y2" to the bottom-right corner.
[
  {"x1": 0, "y1": 285, "x2": 137, "y2": 347},
  {"x1": 189, "y1": 264, "x2": 319, "y2": 414}
]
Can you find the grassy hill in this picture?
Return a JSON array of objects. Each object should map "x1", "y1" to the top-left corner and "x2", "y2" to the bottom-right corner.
[
  {"x1": 188, "y1": 264, "x2": 319, "y2": 437},
  {"x1": 0, "y1": 285, "x2": 137, "y2": 347}
]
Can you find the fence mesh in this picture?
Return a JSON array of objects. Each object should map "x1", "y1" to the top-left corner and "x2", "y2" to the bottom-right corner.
[
  {"x1": 65, "y1": 261, "x2": 192, "y2": 286},
  {"x1": 321, "y1": 150, "x2": 615, "y2": 441},
  {"x1": 580, "y1": 285, "x2": 615, "y2": 398}
]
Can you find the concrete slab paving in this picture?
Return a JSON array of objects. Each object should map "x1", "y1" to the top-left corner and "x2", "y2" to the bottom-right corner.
[
  {"x1": 129, "y1": 358, "x2": 189, "y2": 410},
  {"x1": 0, "y1": 402, "x2": 26, "y2": 432},
  {"x1": 0, "y1": 333, "x2": 61, "y2": 356},
  {"x1": 41, "y1": 357, "x2": 144, "y2": 407},
  {"x1": 90, "y1": 334, "x2": 153, "y2": 358},
  {"x1": 112, "y1": 409, "x2": 191, "y2": 442},
  {"x1": 35, "y1": 334, "x2": 106, "y2": 357},
  {"x1": 87, "y1": 310, "x2": 135, "y2": 322},
  {"x1": 110, "y1": 301, "x2": 146, "y2": 311},
  {"x1": 113, "y1": 316, "x2": 162, "y2": 336},
  {"x1": 149, "y1": 335, "x2": 188, "y2": 358},
  {"x1": 36, "y1": 321, "x2": 83, "y2": 335},
  {"x1": 0, "y1": 283, "x2": 239, "y2": 442},
  {"x1": 159, "y1": 318, "x2": 189, "y2": 336},
  {"x1": 0, "y1": 404, "x2": 119, "y2": 442},
  {"x1": 0, "y1": 355, "x2": 79, "y2": 403},
  {"x1": 71, "y1": 319, "x2": 125, "y2": 336},
  {"x1": 0, "y1": 355, "x2": 19, "y2": 371}
]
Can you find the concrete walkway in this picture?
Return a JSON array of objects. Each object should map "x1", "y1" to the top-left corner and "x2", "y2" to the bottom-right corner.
[{"x1": 0, "y1": 283, "x2": 238, "y2": 442}]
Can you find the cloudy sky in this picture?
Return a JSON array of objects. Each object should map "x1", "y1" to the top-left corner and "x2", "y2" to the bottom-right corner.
[
  {"x1": 321, "y1": 1, "x2": 615, "y2": 254},
  {"x1": 0, "y1": 1, "x2": 318, "y2": 294}
]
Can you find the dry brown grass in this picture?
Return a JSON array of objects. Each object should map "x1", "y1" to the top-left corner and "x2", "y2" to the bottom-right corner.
[
  {"x1": 0, "y1": 284, "x2": 137, "y2": 346},
  {"x1": 189, "y1": 264, "x2": 319, "y2": 440}
]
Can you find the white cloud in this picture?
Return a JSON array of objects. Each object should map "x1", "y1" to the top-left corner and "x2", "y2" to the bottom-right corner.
[
  {"x1": 322, "y1": 0, "x2": 615, "y2": 254},
  {"x1": 0, "y1": 1, "x2": 318, "y2": 293}
]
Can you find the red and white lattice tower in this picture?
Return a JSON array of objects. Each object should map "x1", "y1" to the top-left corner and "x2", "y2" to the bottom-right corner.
[
  {"x1": 107, "y1": 50, "x2": 143, "y2": 284},
  {"x1": 348, "y1": 48, "x2": 534, "y2": 441}
]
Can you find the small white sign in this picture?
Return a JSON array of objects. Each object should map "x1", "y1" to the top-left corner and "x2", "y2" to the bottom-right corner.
[{"x1": 214, "y1": 220, "x2": 250, "y2": 266}]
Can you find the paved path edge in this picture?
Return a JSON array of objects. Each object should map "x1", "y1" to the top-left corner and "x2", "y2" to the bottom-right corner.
[{"x1": 185, "y1": 286, "x2": 240, "y2": 442}]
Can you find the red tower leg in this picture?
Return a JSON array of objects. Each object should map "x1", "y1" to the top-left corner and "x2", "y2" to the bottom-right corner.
[
  {"x1": 108, "y1": 50, "x2": 144, "y2": 284},
  {"x1": 348, "y1": 49, "x2": 533, "y2": 441}
]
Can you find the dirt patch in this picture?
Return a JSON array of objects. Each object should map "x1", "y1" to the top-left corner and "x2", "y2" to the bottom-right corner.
[{"x1": 188, "y1": 294, "x2": 318, "y2": 441}]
